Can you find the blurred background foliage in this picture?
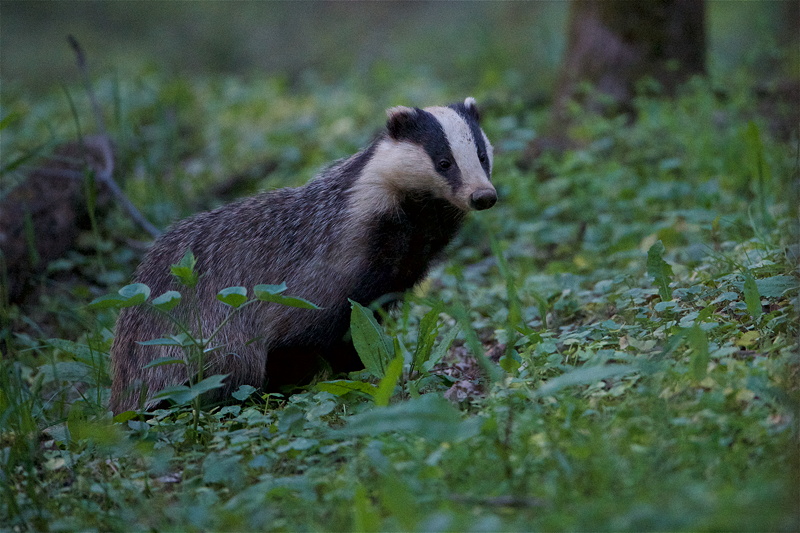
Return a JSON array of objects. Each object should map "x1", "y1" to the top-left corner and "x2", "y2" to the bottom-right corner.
[{"x1": 2, "y1": 1, "x2": 797, "y2": 99}]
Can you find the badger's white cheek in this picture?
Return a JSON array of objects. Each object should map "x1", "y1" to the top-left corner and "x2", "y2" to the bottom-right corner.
[
  {"x1": 352, "y1": 141, "x2": 454, "y2": 215},
  {"x1": 395, "y1": 149, "x2": 450, "y2": 197}
]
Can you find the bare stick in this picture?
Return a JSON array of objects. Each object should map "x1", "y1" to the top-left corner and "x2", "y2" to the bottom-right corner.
[{"x1": 67, "y1": 35, "x2": 161, "y2": 239}]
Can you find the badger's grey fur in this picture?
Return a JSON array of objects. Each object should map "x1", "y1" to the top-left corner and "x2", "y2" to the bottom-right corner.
[{"x1": 109, "y1": 98, "x2": 496, "y2": 413}]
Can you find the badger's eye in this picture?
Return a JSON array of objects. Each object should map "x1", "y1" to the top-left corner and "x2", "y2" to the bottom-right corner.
[
  {"x1": 478, "y1": 152, "x2": 487, "y2": 163},
  {"x1": 437, "y1": 158, "x2": 452, "y2": 171}
]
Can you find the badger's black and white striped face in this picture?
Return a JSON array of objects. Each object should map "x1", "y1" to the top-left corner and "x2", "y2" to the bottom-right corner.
[{"x1": 357, "y1": 97, "x2": 496, "y2": 213}]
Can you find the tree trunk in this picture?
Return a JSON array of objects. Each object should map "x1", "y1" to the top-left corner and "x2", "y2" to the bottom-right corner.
[{"x1": 526, "y1": 0, "x2": 706, "y2": 161}]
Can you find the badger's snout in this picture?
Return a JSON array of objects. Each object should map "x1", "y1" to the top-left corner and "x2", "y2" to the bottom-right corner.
[{"x1": 469, "y1": 188, "x2": 497, "y2": 210}]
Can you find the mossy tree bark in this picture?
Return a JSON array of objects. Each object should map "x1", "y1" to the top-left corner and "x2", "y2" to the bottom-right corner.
[{"x1": 527, "y1": 0, "x2": 706, "y2": 160}]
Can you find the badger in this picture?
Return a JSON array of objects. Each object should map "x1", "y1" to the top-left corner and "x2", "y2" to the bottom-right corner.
[{"x1": 109, "y1": 97, "x2": 496, "y2": 413}]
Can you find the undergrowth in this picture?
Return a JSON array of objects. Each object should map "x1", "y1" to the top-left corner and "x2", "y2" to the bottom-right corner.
[{"x1": 1, "y1": 66, "x2": 798, "y2": 531}]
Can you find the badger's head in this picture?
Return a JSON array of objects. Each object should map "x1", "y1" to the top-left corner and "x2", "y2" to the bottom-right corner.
[{"x1": 360, "y1": 97, "x2": 496, "y2": 213}]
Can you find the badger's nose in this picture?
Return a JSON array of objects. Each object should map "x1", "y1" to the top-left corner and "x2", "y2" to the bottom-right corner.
[{"x1": 469, "y1": 188, "x2": 497, "y2": 210}]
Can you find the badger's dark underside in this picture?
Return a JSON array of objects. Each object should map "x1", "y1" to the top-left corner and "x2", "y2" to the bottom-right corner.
[{"x1": 261, "y1": 194, "x2": 466, "y2": 394}]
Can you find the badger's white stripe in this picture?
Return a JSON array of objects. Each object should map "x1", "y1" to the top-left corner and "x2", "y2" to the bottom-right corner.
[
  {"x1": 482, "y1": 130, "x2": 494, "y2": 175},
  {"x1": 386, "y1": 105, "x2": 417, "y2": 120},
  {"x1": 423, "y1": 106, "x2": 494, "y2": 198}
]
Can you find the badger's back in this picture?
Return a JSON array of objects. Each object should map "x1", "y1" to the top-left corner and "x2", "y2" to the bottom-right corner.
[{"x1": 110, "y1": 98, "x2": 495, "y2": 413}]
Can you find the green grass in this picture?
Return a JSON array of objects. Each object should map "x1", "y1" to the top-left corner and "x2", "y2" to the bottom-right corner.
[{"x1": 1, "y1": 63, "x2": 798, "y2": 531}]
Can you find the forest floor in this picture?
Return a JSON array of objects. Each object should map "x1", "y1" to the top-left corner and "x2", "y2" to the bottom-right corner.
[{"x1": 1, "y1": 63, "x2": 798, "y2": 531}]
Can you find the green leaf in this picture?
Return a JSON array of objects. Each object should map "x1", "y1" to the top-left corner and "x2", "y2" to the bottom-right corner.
[
  {"x1": 277, "y1": 406, "x2": 305, "y2": 434},
  {"x1": 66, "y1": 401, "x2": 91, "y2": 443},
  {"x1": 349, "y1": 300, "x2": 393, "y2": 378},
  {"x1": 378, "y1": 474, "x2": 419, "y2": 531},
  {"x1": 316, "y1": 380, "x2": 378, "y2": 397},
  {"x1": 647, "y1": 240, "x2": 673, "y2": 301},
  {"x1": 265, "y1": 294, "x2": 320, "y2": 309},
  {"x1": 499, "y1": 351, "x2": 521, "y2": 374},
  {"x1": 88, "y1": 283, "x2": 151, "y2": 310},
  {"x1": 696, "y1": 304, "x2": 715, "y2": 323},
  {"x1": 141, "y1": 357, "x2": 186, "y2": 369},
  {"x1": 492, "y1": 238, "x2": 524, "y2": 331},
  {"x1": 422, "y1": 326, "x2": 459, "y2": 373},
  {"x1": 533, "y1": 364, "x2": 637, "y2": 398},
  {"x1": 450, "y1": 302, "x2": 503, "y2": 383},
  {"x1": 742, "y1": 273, "x2": 762, "y2": 318},
  {"x1": 0, "y1": 111, "x2": 21, "y2": 130},
  {"x1": 38, "y1": 361, "x2": 93, "y2": 384},
  {"x1": 2, "y1": 144, "x2": 46, "y2": 174},
  {"x1": 411, "y1": 304, "x2": 442, "y2": 374},
  {"x1": 253, "y1": 282, "x2": 287, "y2": 295},
  {"x1": 87, "y1": 292, "x2": 129, "y2": 310},
  {"x1": 744, "y1": 121, "x2": 773, "y2": 228},
  {"x1": 137, "y1": 333, "x2": 193, "y2": 347},
  {"x1": 353, "y1": 484, "x2": 381, "y2": 533},
  {"x1": 232, "y1": 384, "x2": 257, "y2": 401},
  {"x1": 119, "y1": 283, "x2": 151, "y2": 302},
  {"x1": 152, "y1": 290, "x2": 182, "y2": 311},
  {"x1": 305, "y1": 401, "x2": 335, "y2": 420},
  {"x1": 151, "y1": 384, "x2": 194, "y2": 405},
  {"x1": 654, "y1": 300, "x2": 678, "y2": 313},
  {"x1": 113, "y1": 411, "x2": 138, "y2": 424},
  {"x1": 755, "y1": 275, "x2": 799, "y2": 298},
  {"x1": 732, "y1": 274, "x2": 797, "y2": 299},
  {"x1": 253, "y1": 284, "x2": 320, "y2": 309},
  {"x1": 151, "y1": 374, "x2": 228, "y2": 405},
  {"x1": 171, "y1": 250, "x2": 199, "y2": 288},
  {"x1": 687, "y1": 325, "x2": 710, "y2": 381},
  {"x1": 374, "y1": 355, "x2": 404, "y2": 407},
  {"x1": 191, "y1": 374, "x2": 229, "y2": 395},
  {"x1": 45, "y1": 338, "x2": 98, "y2": 362},
  {"x1": 217, "y1": 286, "x2": 248, "y2": 308},
  {"x1": 530, "y1": 289, "x2": 550, "y2": 329},
  {"x1": 202, "y1": 453, "x2": 243, "y2": 485}
]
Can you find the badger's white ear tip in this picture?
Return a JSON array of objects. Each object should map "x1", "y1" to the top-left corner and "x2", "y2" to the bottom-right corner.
[
  {"x1": 386, "y1": 105, "x2": 416, "y2": 119},
  {"x1": 464, "y1": 97, "x2": 477, "y2": 108}
]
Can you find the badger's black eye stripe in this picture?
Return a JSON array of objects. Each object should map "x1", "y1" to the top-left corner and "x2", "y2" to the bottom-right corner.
[{"x1": 389, "y1": 109, "x2": 463, "y2": 188}]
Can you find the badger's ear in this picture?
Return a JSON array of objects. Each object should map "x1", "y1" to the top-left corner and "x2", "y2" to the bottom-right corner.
[
  {"x1": 386, "y1": 106, "x2": 419, "y2": 140},
  {"x1": 463, "y1": 97, "x2": 480, "y2": 121}
]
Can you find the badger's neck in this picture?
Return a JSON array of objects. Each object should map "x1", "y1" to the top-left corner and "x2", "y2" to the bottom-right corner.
[
  {"x1": 339, "y1": 138, "x2": 466, "y2": 304},
  {"x1": 347, "y1": 192, "x2": 464, "y2": 306}
]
